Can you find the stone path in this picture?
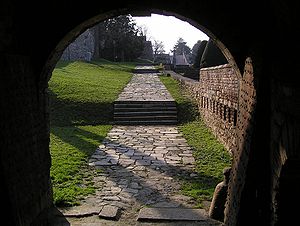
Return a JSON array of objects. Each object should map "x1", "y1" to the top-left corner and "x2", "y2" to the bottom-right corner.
[
  {"x1": 113, "y1": 72, "x2": 177, "y2": 125},
  {"x1": 116, "y1": 74, "x2": 174, "y2": 101},
  {"x1": 52, "y1": 67, "x2": 221, "y2": 225}
]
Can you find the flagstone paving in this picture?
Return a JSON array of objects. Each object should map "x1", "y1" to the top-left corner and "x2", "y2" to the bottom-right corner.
[
  {"x1": 116, "y1": 73, "x2": 174, "y2": 101},
  {"x1": 55, "y1": 125, "x2": 219, "y2": 225},
  {"x1": 88, "y1": 125, "x2": 196, "y2": 209}
]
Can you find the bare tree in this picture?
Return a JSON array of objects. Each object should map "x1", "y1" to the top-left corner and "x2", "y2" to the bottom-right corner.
[{"x1": 152, "y1": 40, "x2": 165, "y2": 55}]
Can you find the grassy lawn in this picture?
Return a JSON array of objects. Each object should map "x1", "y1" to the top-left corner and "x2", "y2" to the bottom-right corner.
[
  {"x1": 49, "y1": 59, "x2": 134, "y2": 126},
  {"x1": 49, "y1": 59, "x2": 134, "y2": 206},
  {"x1": 159, "y1": 75, "x2": 232, "y2": 207}
]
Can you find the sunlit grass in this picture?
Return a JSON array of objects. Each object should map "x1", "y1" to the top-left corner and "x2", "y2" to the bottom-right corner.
[
  {"x1": 49, "y1": 59, "x2": 133, "y2": 206},
  {"x1": 159, "y1": 75, "x2": 232, "y2": 207},
  {"x1": 49, "y1": 60, "x2": 133, "y2": 126}
]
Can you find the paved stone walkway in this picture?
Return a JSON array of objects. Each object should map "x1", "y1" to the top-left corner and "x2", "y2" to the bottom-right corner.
[
  {"x1": 89, "y1": 126, "x2": 196, "y2": 208},
  {"x1": 55, "y1": 126, "x2": 205, "y2": 225},
  {"x1": 52, "y1": 68, "x2": 220, "y2": 225},
  {"x1": 116, "y1": 74, "x2": 174, "y2": 101}
]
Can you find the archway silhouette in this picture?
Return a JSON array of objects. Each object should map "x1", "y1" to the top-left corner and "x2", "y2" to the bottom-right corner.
[
  {"x1": 3, "y1": 1, "x2": 297, "y2": 225},
  {"x1": 45, "y1": 9, "x2": 244, "y2": 224}
]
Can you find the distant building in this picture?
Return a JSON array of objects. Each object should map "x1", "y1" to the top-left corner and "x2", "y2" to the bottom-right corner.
[{"x1": 172, "y1": 52, "x2": 190, "y2": 72}]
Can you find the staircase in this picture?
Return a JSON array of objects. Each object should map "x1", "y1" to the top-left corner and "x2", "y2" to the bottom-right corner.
[
  {"x1": 114, "y1": 65, "x2": 177, "y2": 125},
  {"x1": 133, "y1": 66, "x2": 159, "y2": 74},
  {"x1": 113, "y1": 100, "x2": 177, "y2": 125}
]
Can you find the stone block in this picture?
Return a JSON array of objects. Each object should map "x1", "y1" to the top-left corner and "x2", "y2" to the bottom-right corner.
[
  {"x1": 137, "y1": 207, "x2": 208, "y2": 221},
  {"x1": 99, "y1": 205, "x2": 120, "y2": 220}
]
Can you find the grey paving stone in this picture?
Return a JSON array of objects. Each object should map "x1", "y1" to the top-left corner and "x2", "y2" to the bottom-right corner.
[
  {"x1": 152, "y1": 201, "x2": 180, "y2": 208},
  {"x1": 98, "y1": 205, "x2": 120, "y2": 220},
  {"x1": 137, "y1": 207, "x2": 208, "y2": 221},
  {"x1": 136, "y1": 160, "x2": 151, "y2": 166},
  {"x1": 103, "y1": 196, "x2": 121, "y2": 201},
  {"x1": 61, "y1": 205, "x2": 100, "y2": 217}
]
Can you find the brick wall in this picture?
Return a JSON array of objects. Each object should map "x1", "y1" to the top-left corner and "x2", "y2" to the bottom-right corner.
[
  {"x1": 198, "y1": 64, "x2": 239, "y2": 153},
  {"x1": 171, "y1": 59, "x2": 259, "y2": 225},
  {"x1": 0, "y1": 55, "x2": 53, "y2": 225},
  {"x1": 270, "y1": 77, "x2": 300, "y2": 224},
  {"x1": 171, "y1": 64, "x2": 239, "y2": 153},
  {"x1": 224, "y1": 57, "x2": 257, "y2": 225}
]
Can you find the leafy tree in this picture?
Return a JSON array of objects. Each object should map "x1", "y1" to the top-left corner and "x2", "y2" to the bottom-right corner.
[
  {"x1": 190, "y1": 40, "x2": 202, "y2": 63},
  {"x1": 200, "y1": 39, "x2": 228, "y2": 68},
  {"x1": 173, "y1": 38, "x2": 191, "y2": 55},
  {"x1": 193, "y1": 40, "x2": 208, "y2": 68},
  {"x1": 95, "y1": 15, "x2": 145, "y2": 61}
]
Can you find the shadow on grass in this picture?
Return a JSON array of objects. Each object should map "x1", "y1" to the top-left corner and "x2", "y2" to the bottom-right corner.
[
  {"x1": 50, "y1": 125, "x2": 110, "y2": 206},
  {"x1": 49, "y1": 90, "x2": 114, "y2": 127},
  {"x1": 51, "y1": 126, "x2": 107, "y2": 157},
  {"x1": 177, "y1": 100, "x2": 200, "y2": 124},
  {"x1": 89, "y1": 60, "x2": 136, "y2": 72},
  {"x1": 54, "y1": 60, "x2": 73, "y2": 69}
]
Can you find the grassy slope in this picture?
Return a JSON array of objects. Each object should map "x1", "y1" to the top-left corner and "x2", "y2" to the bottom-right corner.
[
  {"x1": 159, "y1": 75, "x2": 232, "y2": 207},
  {"x1": 49, "y1": 60, "x2": 134, "y2": 126},
  {"x1": 49, "y1": 60, "x2": 133, "y2": 206}
]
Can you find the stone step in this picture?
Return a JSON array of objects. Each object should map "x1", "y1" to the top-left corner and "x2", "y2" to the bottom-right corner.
[
  {"x1": 114, "y1": 107, "x2": 177, "y2": 112},
  {"x1": 114, "y1": 98, "x2": 177, "y2": 125},
  {"x1": 132, "y1": 68, "x2": 159, "y2": 73},
  {"x1": 114, "y1": 100, "x2": 176, "y2": 106},
  {"x1": 137, "y1": 207, "x2": 210, "y2": 222},
  {"x1": 114, "y1": 104, "x2": 176, "y2": 110},
  {"x1": 114, "y1": 115, "x2": 177, "y2": 121},
  {"x1": 114, "y1": 111, "x2": 177, "y2": 116},
  {"x1": 114, "y1": 120, "x2": 178, "y2": 125}
]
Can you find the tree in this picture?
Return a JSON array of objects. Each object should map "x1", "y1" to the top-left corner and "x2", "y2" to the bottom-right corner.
[
  {"x1": 200, "y1": 39, "x2": 228, "y2": 68},
  {"x1": 136, "y1": 24, "x2": 150, "y2": 40},
  {"x1": 94, "y1": 15, "x2": 145, "y2": 61},
  {"x1": 190, "y1": 40, "x2": 202, "y2": 64},
  {"x1": 173, "y1": 38, "x2": 191, "y2": 55},
  {"x1": 152, "y1": 40, "x2": 165, "y2": 55},
  {"x1": 193, "y1": 40, "x2": 208, "y2": 68}
]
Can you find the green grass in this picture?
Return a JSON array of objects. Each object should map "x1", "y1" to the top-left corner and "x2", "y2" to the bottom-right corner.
[
  {"x1": 49, "y1": 59, "x2": 134, "y2": 206},
  {"x1": 50, "y1": 125, "x2": 111, "y2": 206},
  {"x1": 49, "y1": 60, "x2": 133, "y2": 126},
  {"x1": 159, "y1": 75, "x2": 232, "y2": 207}
]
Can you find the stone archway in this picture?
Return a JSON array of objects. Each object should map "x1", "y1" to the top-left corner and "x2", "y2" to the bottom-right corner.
[
  {"x1": 46, "y1": 8, "x2": 240, "y2": 221},
  {"x1": 3, "y1": 1, "x2": 298, "y2": 225}
]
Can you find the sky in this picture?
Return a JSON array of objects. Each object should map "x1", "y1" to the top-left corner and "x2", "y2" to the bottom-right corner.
[{"x1": 132, "y1": 14, "x2": 209, "y2": 54}]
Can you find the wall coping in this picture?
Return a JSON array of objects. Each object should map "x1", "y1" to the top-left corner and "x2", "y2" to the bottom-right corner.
[
  {"x1": 164, "y1": 70, "x2": 200, "y2": 84},
  {"x1": 200, "y1": 63, "x2": 231, "y2": 71}
]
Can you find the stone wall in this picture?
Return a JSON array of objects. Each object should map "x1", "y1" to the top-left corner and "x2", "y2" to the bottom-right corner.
[
  {"x1": 224, "y1": 58, "x2": 257, "y2": 225},
  {"x1": 171, "y1": 59, "x2": 260, "y2": 225},
  {"x1": 269, "y1": 73, "x2": 300, "y2": 224},
  {"x1": 1, "y1": 0, "x2": 300, "y2": 225},
  {"x1": 170, "y1": 64, "x2": 239, "y2": 153},
  {"x1": 0, "y1": 55, "x2": 53, "y2": 225},
  {"x1": 198, "y1": 64, "x2": 239, "y2": 153},
  {"x1": 60, "y1": 29, "x2": 95, "y2": 61}
]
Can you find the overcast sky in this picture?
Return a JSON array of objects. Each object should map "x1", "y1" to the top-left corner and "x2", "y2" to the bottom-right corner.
[{"x1": 132, "y1": 14, "x2": 209, "y2": 54}]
